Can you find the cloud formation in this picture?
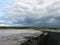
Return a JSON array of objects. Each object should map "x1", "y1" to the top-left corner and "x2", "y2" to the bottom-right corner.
[{"x1": 2, "y1": 0, "x2": 60, "y2": 27}]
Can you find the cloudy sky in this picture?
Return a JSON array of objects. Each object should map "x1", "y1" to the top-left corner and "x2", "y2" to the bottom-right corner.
[{"x1": 0, "y1": 0, "x2": 60, "y2": 27}]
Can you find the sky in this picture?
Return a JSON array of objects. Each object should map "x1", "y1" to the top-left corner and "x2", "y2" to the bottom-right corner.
[{"x1": 0, "y1": 0, "x2": 60, "y2": 27}]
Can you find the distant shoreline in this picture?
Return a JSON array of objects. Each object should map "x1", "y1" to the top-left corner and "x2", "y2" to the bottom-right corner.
[{"x1": 0, "y1": 27, "x2": 60, "y2": 30}]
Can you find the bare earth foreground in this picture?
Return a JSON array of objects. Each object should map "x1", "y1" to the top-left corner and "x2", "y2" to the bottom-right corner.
[{"x1": 0, "y1": 29, "x2": 43, "y2": 45}]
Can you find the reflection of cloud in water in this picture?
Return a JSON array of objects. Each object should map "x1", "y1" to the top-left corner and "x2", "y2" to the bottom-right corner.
[{"x1": 0, "y1": 30, "x2": 42, "y2": 45}]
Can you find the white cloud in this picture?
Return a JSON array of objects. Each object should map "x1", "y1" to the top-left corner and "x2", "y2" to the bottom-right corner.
[
  {"x1": 47, "y1": 18, "x2": 56, "y2": 23},
  {"x1": 2, "y1": 0, "x2": 60, "y2": 27}
]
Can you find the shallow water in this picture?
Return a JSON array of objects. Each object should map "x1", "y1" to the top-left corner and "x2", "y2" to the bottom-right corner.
[{"x1": 0, "y1": 29, "x2": 42, "y2": 45}]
